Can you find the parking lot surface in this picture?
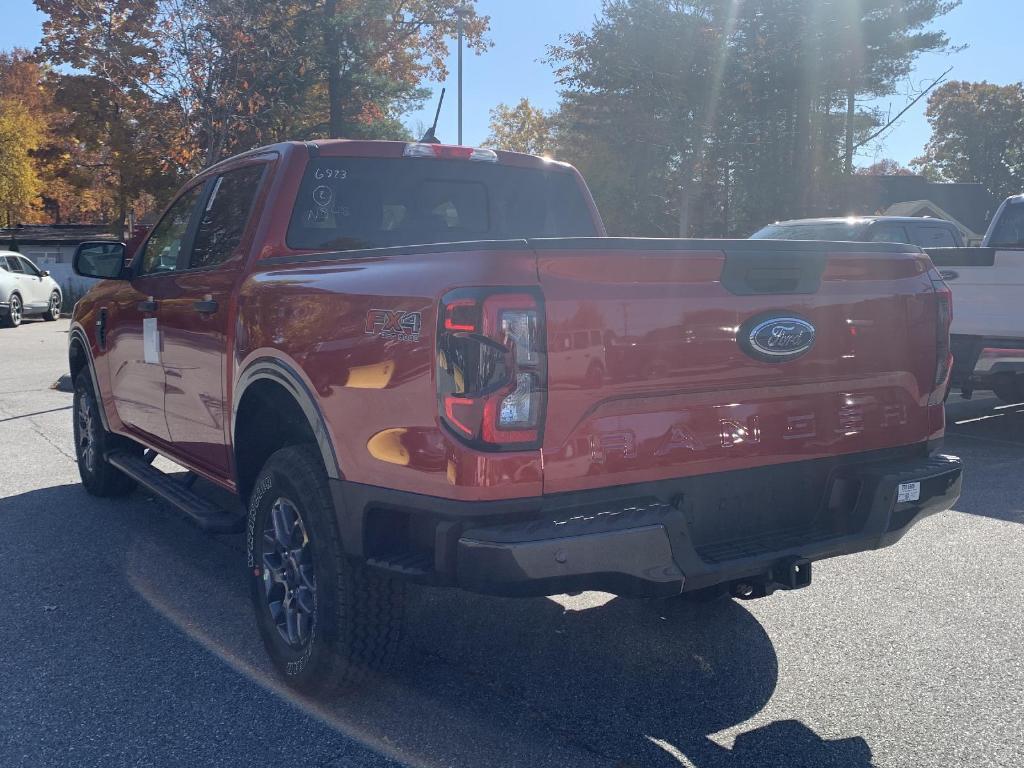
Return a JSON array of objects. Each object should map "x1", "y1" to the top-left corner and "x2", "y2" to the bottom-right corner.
[{"x1": 1, "y1": 318, "x2": 1022, "y2": 768}]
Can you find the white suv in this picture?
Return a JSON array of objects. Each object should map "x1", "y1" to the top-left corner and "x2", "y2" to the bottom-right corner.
[{"x1": 0, "y1": 251, "x2": 63, "y2": 327}]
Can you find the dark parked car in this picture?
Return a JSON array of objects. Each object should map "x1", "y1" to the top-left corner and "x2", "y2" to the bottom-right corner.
[{"x1": 751, "y1": 216, "x2": 965, "y2": 248}]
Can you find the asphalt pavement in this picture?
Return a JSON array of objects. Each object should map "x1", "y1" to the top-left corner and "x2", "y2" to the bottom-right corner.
[{"x1": 1, "y1": 318, "x2": 1022, "y2": 768}]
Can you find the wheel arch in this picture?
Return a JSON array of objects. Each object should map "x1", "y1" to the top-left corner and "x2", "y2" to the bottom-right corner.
[
  {"x1": 68, "y1": 325, "x2": 111, "y2": 432},
  {"x1": 232, "y1": 357, "x2": 341, "y2": 502}
]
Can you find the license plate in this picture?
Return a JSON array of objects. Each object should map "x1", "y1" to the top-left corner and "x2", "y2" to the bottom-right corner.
[{"x1": 897, "y1": 482, "x2": 921, "y2": 503}]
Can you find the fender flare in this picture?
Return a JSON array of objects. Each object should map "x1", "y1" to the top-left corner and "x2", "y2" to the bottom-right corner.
[
  {"x1": 232, "y1": 357, "x2": 341, "y2": 480},
  {"x1": 68, "y1": 325, "x2": 111, "y2": 432}
]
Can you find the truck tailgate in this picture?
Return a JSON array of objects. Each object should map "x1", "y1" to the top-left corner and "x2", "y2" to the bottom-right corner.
[
  {"x1": 927, "y1": 247, "x2": 1024, "y2": 338},
  {"x1": 533, "y1": 238, "x2": 940, "y2": 494}
]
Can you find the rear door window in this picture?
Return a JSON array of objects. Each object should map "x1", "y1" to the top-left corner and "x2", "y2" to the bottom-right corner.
[
  {"x1": 188, "y1": 164, "x2": 266, "y2": 270},
  {"x1": 287, "y1": 156, "x2": 597, "y2": 251},
  {"x1": 7, "y1": 256, "x2": 25, "y2": 274}
]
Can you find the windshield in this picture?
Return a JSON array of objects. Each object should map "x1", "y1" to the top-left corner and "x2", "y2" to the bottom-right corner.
[
  {"x1": 750, "y1": 222, "x2": 865, "y2": 240},
  {"x1": 287, "y1": 157, "x2": 598, "y2": 251}
]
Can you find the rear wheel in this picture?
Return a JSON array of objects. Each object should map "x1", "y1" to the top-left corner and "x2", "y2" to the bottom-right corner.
[
  {"x1": 2, "y1": 293, "x2": 22, "y2": 327},
  {"x1": 73, "y1": 370, "x2": 139, "y2": 496},
  {"x1": 991, "y1": 373, "x2": 1024, "y2": 405},
  {"x1": 248, "y1": 444, "x2": 405, "y2": 695},
  {"x1": 44, "y1": 290, "x2": 61, "y2": 321}
]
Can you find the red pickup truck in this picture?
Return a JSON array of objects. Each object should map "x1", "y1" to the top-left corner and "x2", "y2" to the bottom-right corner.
[{"x1": 70, "y1": 139, "x2": 962, "y2": 694}]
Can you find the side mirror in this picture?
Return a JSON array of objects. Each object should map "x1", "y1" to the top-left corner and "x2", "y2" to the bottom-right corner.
[
  {"x1": 73, "y1": 241, "x2": 128, "y2": 280},
  {"x1": 40, "y1": 270, "x2": 50, "y2": 277}
]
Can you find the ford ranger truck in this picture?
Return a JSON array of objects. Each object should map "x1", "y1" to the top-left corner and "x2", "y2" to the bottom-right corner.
[
  {"x1": 68, "y1": 140, "x2": 963, "y2": 694},
  {"x1": 927, "y1": 194, "x2": 1024, "y2": 402}
]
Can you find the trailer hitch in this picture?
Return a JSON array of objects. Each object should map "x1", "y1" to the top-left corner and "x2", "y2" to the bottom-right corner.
[{"x1": 731, "y1": 557, "x2": 812, "y2": 600}]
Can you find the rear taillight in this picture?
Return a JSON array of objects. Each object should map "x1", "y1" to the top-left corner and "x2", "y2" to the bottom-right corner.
[
  {"x1": 928, "y1": 267, "x2": 953, "y2": 404},
  {"x1": 437, "y1": 289, "x2": 546, "y2": 450}
]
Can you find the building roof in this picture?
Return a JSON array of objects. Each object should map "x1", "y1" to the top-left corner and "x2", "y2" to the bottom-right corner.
[
  {"x1": 844, "y1": 175, "x2": 997, "y2": 234},
  {"x1": 882, "y1": 200, "x2": 982, "y2": 236},
  {"x1": 0, "y1": 224, "x2": 118, "y2": 246}
]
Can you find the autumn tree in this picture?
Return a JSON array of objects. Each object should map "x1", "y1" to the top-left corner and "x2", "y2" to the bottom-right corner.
[
  {"x1": 0, "y1": 99, "x2": 45, "y2": 225},
  {"x1": 913, "y1": 81, "x2": 1024, "y2": 200},
  {"x1": 484, "y1": 99, "x2": 553, "y2": 155},
  {"x1": 34, "y1": 0, "x2": 171, "y2": 231},
  {"x1": 154, "y1": 0, "x2": 491, "y2": 166},
  {"x1": 319, "y1": 0, "x2": 490, "y2": 139},
  {"x1": 0, "y1": 48, "x2": 116, "y2": 223}
]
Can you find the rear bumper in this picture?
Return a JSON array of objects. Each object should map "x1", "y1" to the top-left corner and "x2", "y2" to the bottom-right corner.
[{"x1": 333, "y1": 447, "x2": 962, "y2": 598}]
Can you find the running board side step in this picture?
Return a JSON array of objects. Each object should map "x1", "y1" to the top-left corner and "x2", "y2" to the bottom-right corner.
[{"x1": 107, "y1": 452, "x2": 246, "y2": 534}]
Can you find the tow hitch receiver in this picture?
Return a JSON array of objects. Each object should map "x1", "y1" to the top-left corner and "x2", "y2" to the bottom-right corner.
[{"x1": 732, "y1": 557, "x2": 813, "y2": 600}]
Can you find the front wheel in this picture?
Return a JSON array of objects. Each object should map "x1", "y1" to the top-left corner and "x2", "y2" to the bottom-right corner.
[
  {"x1": 44, "y1": 290, "x2": 61, "y2": 321},
  {"x1": 2, "y1": 293, "x2": 22, "y2": 327},
  {"x1": 73, "y1": 371, "x2": 139, "y2": 496},
  {"x1": 248, "y1": 444, "x2": 405, "y2": 695}
]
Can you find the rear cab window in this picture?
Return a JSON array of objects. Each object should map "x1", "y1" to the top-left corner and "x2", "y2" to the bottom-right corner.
[
  {"x1": 751, "y1": 222, "x2": 864, "y2": 240},
  {"x1": 286, "y1": 156, "x2": 598, "y2": 251}
]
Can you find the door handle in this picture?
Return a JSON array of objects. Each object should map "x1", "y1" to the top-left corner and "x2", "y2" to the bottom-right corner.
[
  {"x1": 193, "y1": 299, "x2": 219, "y2": 314},
  {"x1": 137, "y1": 299, "x2": 158, "y2": 312}
]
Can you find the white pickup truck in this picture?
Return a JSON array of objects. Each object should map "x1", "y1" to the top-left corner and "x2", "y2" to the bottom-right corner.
[{"x1": 927, "y1": 194, "x2": 1024, "y2": 402}]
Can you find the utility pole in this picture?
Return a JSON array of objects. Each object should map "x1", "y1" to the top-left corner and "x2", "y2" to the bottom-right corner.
[{"x1": 457, "y1": 0, "x2": 466, "y2": 145}]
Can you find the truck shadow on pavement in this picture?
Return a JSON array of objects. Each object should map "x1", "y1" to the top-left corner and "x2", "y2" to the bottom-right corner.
[
  {"x1": 944, "y1": 396, "x2": 1024, "y2": 525},
  {"x1": 4, "y1": 482, "x2": 875, "y2": 768}
]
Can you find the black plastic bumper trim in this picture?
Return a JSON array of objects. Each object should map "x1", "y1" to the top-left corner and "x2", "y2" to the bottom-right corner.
[{"x1": 331, "y1": 446, "x2": 962, "y2": 598}]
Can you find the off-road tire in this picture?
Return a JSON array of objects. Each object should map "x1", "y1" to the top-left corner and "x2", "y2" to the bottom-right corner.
[
  {"x1": 248, "y1": 444, "x2": 405, "y2": 695},
  {"x1": 73, "y1": 370, "x2": 139, "y2": 497}
]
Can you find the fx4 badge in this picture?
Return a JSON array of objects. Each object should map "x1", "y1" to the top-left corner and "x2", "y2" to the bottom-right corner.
[{"x1": 365, "y1": 309, "x2": 422, "y2": 342}]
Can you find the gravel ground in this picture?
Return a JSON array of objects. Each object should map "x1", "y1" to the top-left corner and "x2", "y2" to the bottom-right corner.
[{"x1": 1, "y1": 318, "x2": 1021, "y2": 768}]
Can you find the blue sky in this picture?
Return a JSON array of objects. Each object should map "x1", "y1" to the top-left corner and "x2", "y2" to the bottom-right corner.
[{"x1": 3, "y1": 1, "x2": 1021, "y2": 167}]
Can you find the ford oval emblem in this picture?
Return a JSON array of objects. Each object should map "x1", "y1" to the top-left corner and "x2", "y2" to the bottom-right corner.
[{"x1": 742, "y1": 315, "x2": 816, "y2": 362}]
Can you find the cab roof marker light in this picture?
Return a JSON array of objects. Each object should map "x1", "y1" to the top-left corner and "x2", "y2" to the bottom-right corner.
[{"x1": 404, "y1": 143, "x2": 499, "y2": 162}]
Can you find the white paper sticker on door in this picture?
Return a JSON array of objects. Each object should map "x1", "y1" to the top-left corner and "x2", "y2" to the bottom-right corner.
[{"x1": 143, "y1": 317, "x2": 160, "y2": 365}]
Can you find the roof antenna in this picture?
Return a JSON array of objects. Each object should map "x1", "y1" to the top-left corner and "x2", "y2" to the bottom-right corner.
[{"x1": 420, "y1": 88, "x2": 445, "y2": 144}]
